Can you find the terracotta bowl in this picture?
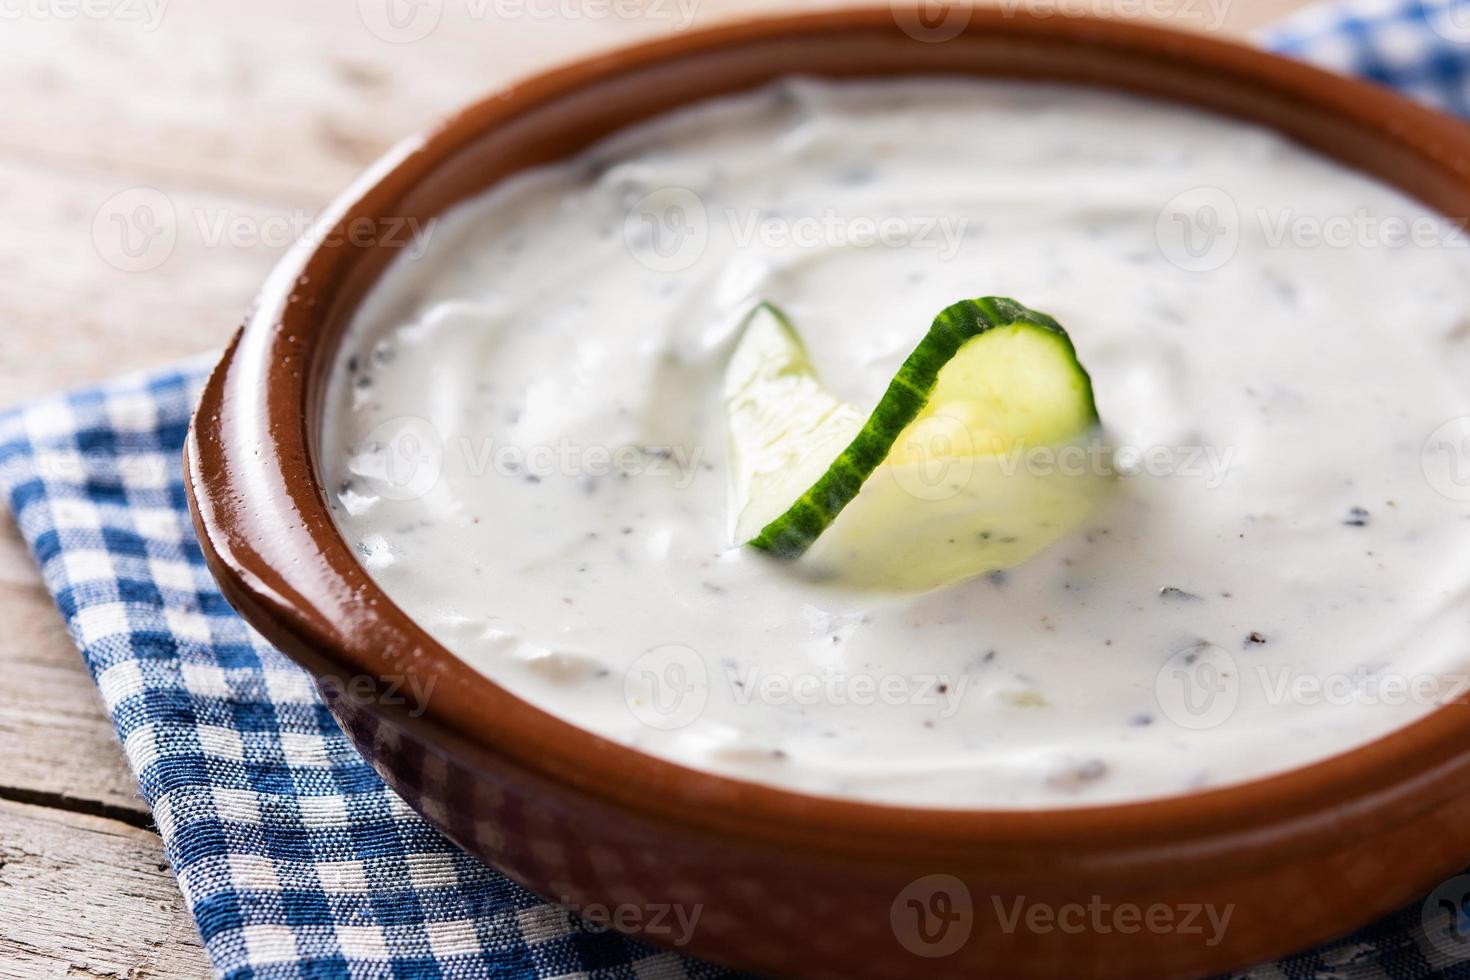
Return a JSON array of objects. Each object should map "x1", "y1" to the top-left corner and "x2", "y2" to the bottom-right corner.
[{"x1": 185, "y1": 9, "x2": 1470, "y2": 978}]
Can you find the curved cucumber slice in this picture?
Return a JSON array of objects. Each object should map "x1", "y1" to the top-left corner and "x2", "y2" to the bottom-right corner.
[
  {"x1": 724, "y1": 298, "x2": 1105, "y2": 589},
  {"x1": 724, "y1": 303, "x2": 867, "y2": 546}
]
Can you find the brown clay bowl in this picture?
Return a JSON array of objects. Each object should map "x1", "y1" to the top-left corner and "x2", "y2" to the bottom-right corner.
[{"x1": 184, "y1": 9, "x2": 1470, "y2": 978}]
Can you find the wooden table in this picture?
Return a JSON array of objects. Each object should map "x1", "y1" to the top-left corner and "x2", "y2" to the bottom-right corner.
[{"x1": 0, "y1": 1, "x2": 1301, "y2": 974}]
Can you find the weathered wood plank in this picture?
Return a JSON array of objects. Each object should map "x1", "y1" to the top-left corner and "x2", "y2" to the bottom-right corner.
[
  {"x1": 0, "y1": 798, "x2": 209, "y2": 979},
  {"x1": 0, "y1": 158, "x2": 280, "y2": 404},
  {"x1": 0, "y1": 1, "x2": 1279, "y2": 205},
  {"x1": 0, "y1": 1, "x2": 688, "y2": 202},
  {"x1": 0, "y1": 522, "x2": 149, "y2": 818}
]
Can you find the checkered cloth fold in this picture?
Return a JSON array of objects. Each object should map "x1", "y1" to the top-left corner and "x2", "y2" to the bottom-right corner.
[{"x1": 3, "y1": 3, "x2": 1470, "y2": 977}]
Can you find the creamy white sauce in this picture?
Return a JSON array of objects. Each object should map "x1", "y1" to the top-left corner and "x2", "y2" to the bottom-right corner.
[{"x1": 321, "y1": 79, "x2": 1470, "y2": 808}]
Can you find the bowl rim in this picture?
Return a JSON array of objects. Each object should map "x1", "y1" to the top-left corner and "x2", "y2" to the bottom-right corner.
[{"x1": 186, "y1": 6, "x2": 1470, "y2": 865}]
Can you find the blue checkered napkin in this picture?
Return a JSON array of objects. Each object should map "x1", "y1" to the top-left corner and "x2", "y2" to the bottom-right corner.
[
  {"x1": 1259, "y1": 0, "x2": 1470, "y2": 117},
  {"x1": 0, "y1": 360, "x2": 741, "y2": 979},
  {"x1": 4, "y1": 5, "x2": 1470, "y2": 978}
]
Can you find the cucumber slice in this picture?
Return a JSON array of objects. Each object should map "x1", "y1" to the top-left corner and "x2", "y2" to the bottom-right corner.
[
  {"x1": 724, "y1": 303, "x2": 867, "y2": 545},
  {"x1": 724, "y1": 298, "x2": 1106, "y2": 590}
]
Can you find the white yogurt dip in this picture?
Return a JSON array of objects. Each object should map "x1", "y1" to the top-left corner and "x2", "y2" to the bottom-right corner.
[{"x1": 321, "y1": 79, "x2": 1470, "y2": 808}]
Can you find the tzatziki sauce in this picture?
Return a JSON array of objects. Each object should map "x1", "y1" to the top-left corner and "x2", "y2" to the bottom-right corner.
[{"x1": 320, "y1": 79, "x2": 1470, "y2": 808}]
